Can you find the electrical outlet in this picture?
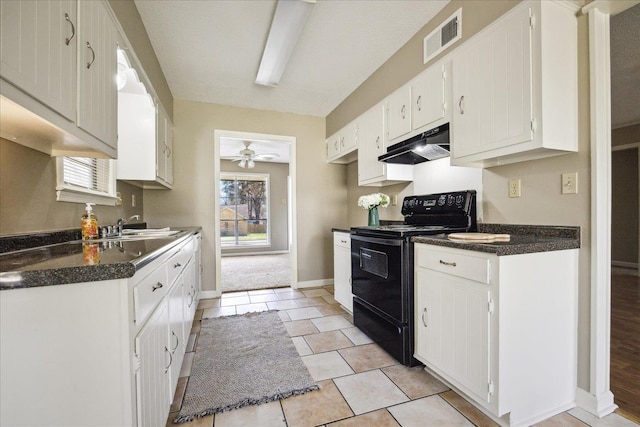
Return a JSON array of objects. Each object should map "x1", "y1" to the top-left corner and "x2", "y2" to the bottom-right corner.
[
  {"x1": 562, "y1": 172, "x2": 578, "y2": 194},
  {"x1": 509, "y1": 179, "x2": 521, "y2": 198},
  {"x1": 131, "y1": 194, "x2": 136, "y2": 207},
  {"x1": 391, "y1": 194, "x2": 398, "y2": 206}
]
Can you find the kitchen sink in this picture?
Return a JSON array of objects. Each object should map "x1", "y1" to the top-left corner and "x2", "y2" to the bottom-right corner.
[{"x1": 121, "y1": 229, "x2": 178, "y2": 237}]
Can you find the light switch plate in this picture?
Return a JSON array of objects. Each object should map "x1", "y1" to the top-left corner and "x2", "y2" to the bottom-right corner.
[{"x1": 562, "y1": 172, "x2": 578, "y2": 194}]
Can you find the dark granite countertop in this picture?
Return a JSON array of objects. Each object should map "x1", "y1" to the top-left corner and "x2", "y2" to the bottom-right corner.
[
  {"x1": 411, "y1": 224, "x2": 580, "y2": 256},
  {"x1": 332, "y1": 228, "x2": 351, "y2": 234},
  {"x1": 0, "y1": 227, "x2": 202, "y2": 290}
]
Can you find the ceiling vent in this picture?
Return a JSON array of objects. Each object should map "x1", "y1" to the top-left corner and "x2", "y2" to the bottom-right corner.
[{"x1": 423, "y1": 8, "x2": 462, "y2": 64}]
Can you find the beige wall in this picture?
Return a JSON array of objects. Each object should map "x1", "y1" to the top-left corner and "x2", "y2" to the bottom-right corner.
[
  {"x1": 220, "y1": 159, "x2": 290, "y2": 254},
  {"x1": 142, "y1": 100, "x2": 342, "y2": 292},
  {"x1": 328, "y1": 0, "x2": 593, "y2": 390},
  {"x1": 0, "y1": 138, "x2": 144, "y2": 234},
  {"x1": 108, "y1": 0, "x2": 173, "y2": 121}
]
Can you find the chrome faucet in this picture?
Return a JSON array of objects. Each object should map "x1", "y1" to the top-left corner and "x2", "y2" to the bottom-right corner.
[{"x1": 116, "y1": 215, "x2": 141, "y2": 236}]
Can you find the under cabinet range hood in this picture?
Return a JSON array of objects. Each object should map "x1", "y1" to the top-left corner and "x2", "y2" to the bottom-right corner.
[{"x1": 378, "y1": 123, "x2": 450, "y2": 164}]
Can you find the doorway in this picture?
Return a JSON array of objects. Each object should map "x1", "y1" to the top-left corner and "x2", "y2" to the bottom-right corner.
[{"x1": 214, "y1": 130, "x2": 298, "y2": 294}]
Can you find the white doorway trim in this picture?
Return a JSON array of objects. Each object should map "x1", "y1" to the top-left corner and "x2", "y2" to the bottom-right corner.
[
  {"x1": 214, "y1": 130, "x2": 298, "y2": 293},
  {"x1": 578, "y1": 0, "x2": 640, "y2": 416}
]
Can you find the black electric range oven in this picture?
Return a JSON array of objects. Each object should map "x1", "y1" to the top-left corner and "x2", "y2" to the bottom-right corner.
[{"x1": 350, "y1": 190, "x2": 477, "y2": 366}]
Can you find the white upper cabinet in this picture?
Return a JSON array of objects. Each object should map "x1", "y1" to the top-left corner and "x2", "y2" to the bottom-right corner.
[
  {"x1": 358, "y1": 102, "x2": 413, "y2": 186},
  {"x1": 156, "y1": 104, "x2": 174, "y2": 187},
  {"x1": 0, "y1": 0, "x2": 77, "y2": 121},
  {"x1": 76, "y1": 0, "x2": 118, "y2": 150},
  {"x1": 411, "y1": 61, "x2": 450, "y2": 132},
  {"x1": 386, "y1": 86, "x2": 411, "y2": 142},
  {"x1": 326, "y1": 121, "x2": 358, "y2": 164},
  {"x1": 450, "y1": 0, "x2": 578, "y2": 167},
  {"x1": 0, "y1": 0, "x2": 118, "y2": 158}
]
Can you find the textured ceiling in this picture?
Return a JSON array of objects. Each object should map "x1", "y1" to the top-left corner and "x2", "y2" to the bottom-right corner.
[
  {"x1": 133, "y1": 0, "x2": 449, "y2": 117},
  {"x1": 611, "y1": 3, "x2": 640, "y2": 128}
]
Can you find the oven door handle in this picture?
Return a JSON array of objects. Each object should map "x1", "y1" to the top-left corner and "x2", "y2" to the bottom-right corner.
[{"x1": 350, "y1": 234, "x2": 404, "y2": 246}]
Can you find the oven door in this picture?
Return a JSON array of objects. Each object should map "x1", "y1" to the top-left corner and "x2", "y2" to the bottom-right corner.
[{"x1": 350, "y1": 234, "x2": 408, "y2": 324}]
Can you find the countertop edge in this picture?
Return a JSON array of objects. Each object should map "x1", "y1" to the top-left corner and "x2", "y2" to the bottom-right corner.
[
  {"x1": 412, "y1": 235, "x2": 580, "y2": 255},
  {"x1": 1, "y1": 228, "x2": 202, "y2": 290}
]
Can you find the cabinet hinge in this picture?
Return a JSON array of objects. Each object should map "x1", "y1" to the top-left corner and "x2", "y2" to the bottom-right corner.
[
  {"x1": 488, "y1": 380, "x2": 494, "y2": 396},
  {"x1": 529, "y1": 13, "x2": 535, "y2": 28},
  {"x1": 531, "y1": 118, "x2": 536, "y2": 133},
  {"x1": 132, "y1": 353, "x2": 141, "y2": 372},
  {"x1": 488, "y1": 299, "x2": 494, "y2": 315}
]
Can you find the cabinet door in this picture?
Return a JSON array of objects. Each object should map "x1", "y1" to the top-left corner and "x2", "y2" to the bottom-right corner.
[
  {"x1": 412, "y1": 62, "x2": 448, "y2": 131},
  {"x1": 0, "y1": 0, "x2": 77, "y2": 120},
  {"x1": 77, "y1": 0, "x2": 117, "y2": 149},
  {"x1": 415, "y1": 268, "x2": 491, "y2": 404},
  {"x1": 452, "y1": 5, "x2": 532, "y2": 159},
  {"x1": 358, "y1": 104, "x2": 386, "y2": 185},
  {"x1": 168, "y1": 280, "x2": 185, "y2": 400},
  {"x1": 326, "y1": 133, "x2": 340, "y2": 160},
  {"x1": 135, "y1": 300, "x2": 170, "y2": 427},
  {"x1": 156, "y1": 105, "x2": 168, "y2": 183},
  {"x1": 341, "y1": 121, "x2": 358, "y2": 153},
  {"x1": 386, "y1": 86, "x2": 411, "y2": 142},
  {"x1": 165, "y1": 118, "x2": 174, "y2": 185},
  {"x1": 333, "y1": 233, "x2": 352, "y2": 312}
]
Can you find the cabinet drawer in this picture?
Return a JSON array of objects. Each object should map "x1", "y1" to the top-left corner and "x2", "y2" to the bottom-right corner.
[
  {"x1": 334, "y1": 232, "x2": 351, "y2": 249},
  {"x1": 134, "y1": 263, "x2": 169, "y2": 325},
  {"x1": 168, "y1": 240, "x2": 194, "y2": 285},
  {"x1": 416, "y1": 245, "x2": 490, "y2": 284}
]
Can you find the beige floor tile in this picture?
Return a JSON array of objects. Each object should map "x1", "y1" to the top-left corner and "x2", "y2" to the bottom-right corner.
[
  {"x1": 197, "y1": 299, "x2": 220, "y2": 309},
  {"x1": 292, "y1": 336, "x2": 313, "y2": 356},
  {"x1": 275, "y1": 290, "x2": 306, "y2": 300},
  {"x1": 534, "y1": 412, "x2": 590, "y2": 426},
  {"x1": 333, "y1": 370, "x2": 409, "y2": 415},
  {"x1": 324, "y1": 285, "x2": 335, "y2": 295},
  {"x1": 342, "y1": 313, "x2": 354, "y2": 324},
  {"x1": 220, "y1": 296, "x2": 251, "y2": 306},
  {"x1": 170, "y1": 376, "x2": 188, "y2": 412},
  {"x1": 281, "y1": 380, "x2": 354, "y2": 427},
  {"x1": 284, "y1": 319, "x2": 320, "y2": 337},
  {"x1": 327, "y1": 409, "x2": 400, "y2": 427},
  {"x1": 316, "y1": 304, "x2": 349, "y2": 316},
  {"x1": 286, "y1": 307, "x2": 324, "y2": 321},
  {"x1": 321, "y1": 294, "x2": 339, "y2": 304},
  {"x1": 194, "y1": 308, "x2": 204, "y2": 321},
  {"x1": 568, "y1": 408, "x2": 639, "y2": 427},
  {"x1": 166, "y1": 413, "x2": 214, "y2": 427},
  {"x1": 249, "y1": 293, "x2": 281, "y2": 303},
  {"x1": 338, "y1": 343, "x2": 398, "y2": 373},
  {"x1": 304, "y1": 330, "x2": 354, "y2": 353},
  {"x1": 296, "y1": 296, "x2": 330, "y2": 307},
  {"x1": 221, "y1": 291, "x2": 248, "y2": 298},
  {"x1": 267, "y1": 300, "x2": 300, "y2": 310},
  {"x1": 302, "y1": 289, "x2": 332, "y2": 298},
  {"x1": 302, "y1": 351, "x2": 355, "y2": 381},
  {"x1": 439, "y1": 390, "x2": 498, "y2": 427},
  {"x1": 278, "y1": 310, "x2": 291, "y2": 322},
  {"x1": 248, "y1": 289, "x2": 276, "y2": 295},
  {"x1": 388, "y1": 395, "x2": 474, "y2": 426},
  {"x1": 311, "y1": 315, "x2": 353, "y2": 332},
  {"x1": 235, "y1": 303, "x2": 269, "y2": 314},
  {"x1": 341, "y1": 326, "x2": 374, "y2": 345},
  {"x1": 382, "y1": 365, "x2": 449, "y2": 400},
  {"x1": 214, "y1": 400, "x2": 286, "y2": 427},
  {"x1": 202, "y1": 306, "x2": 236, "y2": 318}
]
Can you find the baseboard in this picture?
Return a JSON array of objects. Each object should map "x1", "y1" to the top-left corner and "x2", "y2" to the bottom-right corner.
[
  {"x1": 199, "y1": 290, "x2": 221, "y2": 299},
  {"x1": 296, "y1": 279, "x2": 334, "y2": 289},
  {"x1": 221, "y1": 250, "x2": 289, "y2": 257},
  {"x1": 611, "y1": 260, "x2": 639, "y2": 269},
  {"x1": 575, "y1": 387, "x2": 617, "y2": 417}
]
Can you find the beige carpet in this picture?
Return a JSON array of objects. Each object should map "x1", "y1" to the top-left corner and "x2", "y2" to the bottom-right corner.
[{"x1": 221, "y1": 254, "x2": 291, "y2": 292}]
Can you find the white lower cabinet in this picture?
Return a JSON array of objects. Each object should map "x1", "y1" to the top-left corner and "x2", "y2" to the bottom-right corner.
[
  {"x1": 333, "y1": 232, "x2": 352, "y2": 313},
  {"x1": 414, "y1": 243, "x2": 578, "y2": 426},
  {"x1": 0, "y1": 234, "x2": 201, "y2": 427}
]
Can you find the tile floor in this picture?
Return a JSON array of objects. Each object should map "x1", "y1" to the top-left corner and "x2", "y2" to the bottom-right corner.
[{"x1": 167, "y1": 286, "x2": 639, "y2": 427}]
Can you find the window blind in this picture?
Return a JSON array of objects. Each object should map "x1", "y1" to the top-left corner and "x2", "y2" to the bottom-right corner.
[{"x1": 62, "y1": 157, "x2": 112, "y2": 193}]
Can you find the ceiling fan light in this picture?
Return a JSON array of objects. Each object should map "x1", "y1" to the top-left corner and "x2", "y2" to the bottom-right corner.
[
  {"x1": 247, "y1": 159, "x2": 255, "y2": 168},
  {"x1": 255, "y1": 0, "x2": 315, "y2": 87},
  {"x1": 239, "y1": 159, "x2": 247, "y2": 168}
]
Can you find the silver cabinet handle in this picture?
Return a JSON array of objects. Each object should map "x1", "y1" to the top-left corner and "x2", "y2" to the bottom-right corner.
[
  {"x1": 458, "y1": 95, "x2": 464, "y2": 114},
  {"x1": 416, "y1": 95, "x2": 422, "y2": 111},
  {"x1": 422, "y1": 307, "x2": 428, "y2": 327},
  {"x1": 340, "y1": 136, "x2": 345, "y2": 148},
  {"x1": 401, "y1": 104, "x2": 406, "y2": 119},
  {"x1": 164, "y1": 346, "x2": 172, "y2": 373},
  {"x1": 86, "y1": 42, "x2": 95, "y2": 69},
  {"x1": 375, "y1": 136, "x2": 380, "y2": 149},
  {"x1": 171, "y1": 331, "x2": 179, "y2": 351},
  {"x1": 439, "y1": 260, "x2": 457, "y2": 267},
  {"x1": 152, "y1": 282, "x2": 163, "y2": 292},
  {"x1": 340, "y1": 239, "x2": 347, "y2": 244},
  {"x1": 174, "y1": 262, "x2": 182, "y2": 268},
  {"x1": 64, "y1": 13, "x2": 75, "y2": 46}
]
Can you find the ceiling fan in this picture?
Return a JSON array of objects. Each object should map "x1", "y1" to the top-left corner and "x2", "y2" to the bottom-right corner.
[{"x1": 222, "y1": 141, "x2": 279, "y2": 168}]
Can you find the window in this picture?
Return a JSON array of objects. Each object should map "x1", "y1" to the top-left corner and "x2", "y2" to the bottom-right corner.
[
  {"x1": 55, "y1": 156, "x2": 117, "y2": 205},
  {"x1": 220, "y1": 173, "x2": 270, "y2": 247}
]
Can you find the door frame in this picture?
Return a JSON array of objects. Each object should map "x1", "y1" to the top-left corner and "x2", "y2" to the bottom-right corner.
[
  {"x1": 214, "y1": 130, "x2": 298, "y2": 293},
  {"x1": 579, "y1": 0, "x2": 640, "y2": 416}
]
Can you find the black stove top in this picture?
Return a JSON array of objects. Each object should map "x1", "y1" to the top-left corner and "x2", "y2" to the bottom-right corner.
[{"x1": 352, "y1": 190, "x2": 477, "y2": 239}]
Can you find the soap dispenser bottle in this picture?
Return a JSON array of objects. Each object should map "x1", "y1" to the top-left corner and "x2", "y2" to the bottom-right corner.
[{"x1": 81, "y1": 203, "x2": 98, "y2": 240}]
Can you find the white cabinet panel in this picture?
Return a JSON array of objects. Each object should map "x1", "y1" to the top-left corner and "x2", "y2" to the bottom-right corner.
[
  {"x1": 386, "y1": 86, "x2": 411, "y2": 142},
  {"x1": 411, "y1": 61, "x2": 449, "y2": 132},
  {"x1": 326, "y1": 121, "x2": 358, "y2": 164},
  {"x1": 0, "y1": 0, "x2": 77, "y2": 121},
  {"x1": 76, "y1": 0, "x2": 117, "y2": 149},
  {"x1": 333, "y1": 232, "x2": 352, "y2": 313},
  {"x1": 358, "y1": 104, "x2": 386, "y2": 185}
]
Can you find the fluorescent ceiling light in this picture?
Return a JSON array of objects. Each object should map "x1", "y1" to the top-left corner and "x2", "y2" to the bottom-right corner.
[{"x1": 255, "y1": 0, "x2": 315, "y2": 87}]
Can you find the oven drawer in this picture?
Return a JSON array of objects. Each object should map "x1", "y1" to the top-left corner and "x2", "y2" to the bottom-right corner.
[{"x1": 416, "y1": 244, "x2": 490, "y2": 284}]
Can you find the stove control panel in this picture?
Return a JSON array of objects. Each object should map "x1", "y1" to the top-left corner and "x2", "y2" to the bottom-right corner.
[{"x1": 401, "y1": 190, "x2": 476, "y2": 216}]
